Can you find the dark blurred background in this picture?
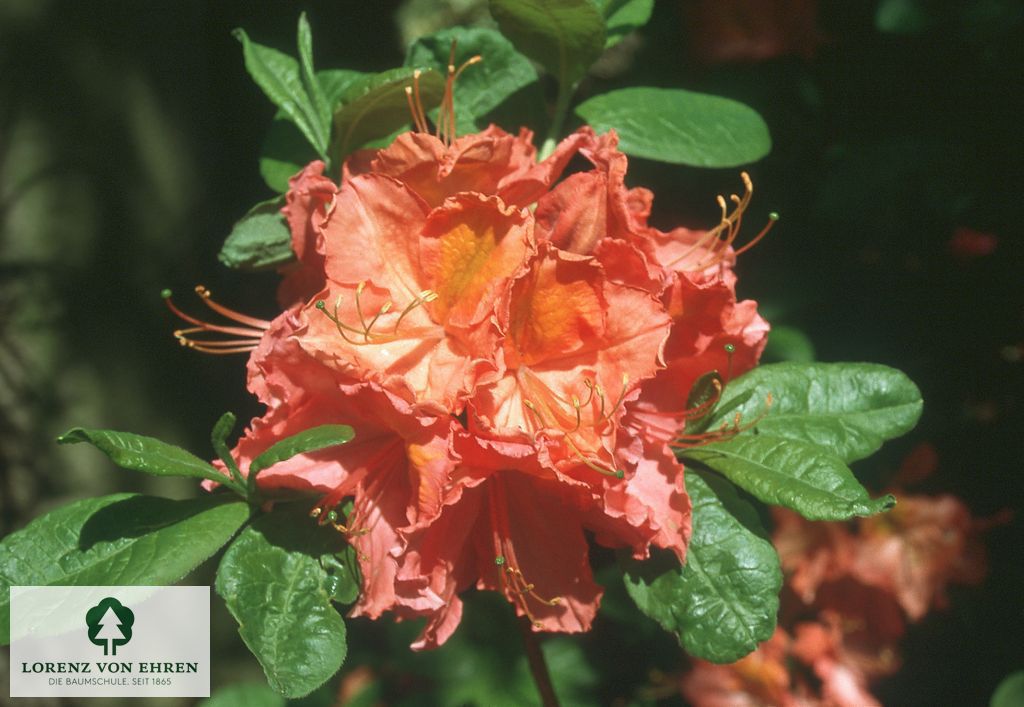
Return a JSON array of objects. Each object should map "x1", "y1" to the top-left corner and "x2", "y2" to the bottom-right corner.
[{"x1": 1, "y1": 1, "x2": 1022, "y2": 705}]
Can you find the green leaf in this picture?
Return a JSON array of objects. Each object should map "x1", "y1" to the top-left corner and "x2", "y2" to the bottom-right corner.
[
  {"x1": 712, "y1": 362, "x2": 923, "y2": 462},
  {"x1": 489, "y1": 0, "x2": 606, "y2": 88},
  {"x1": 992, "y1": 670, "x2": 1024, "y2": 707},
  {"x1": 763, "y1": 325, "x2": 817, "y2": 363},
  {"x1": 218, "y1": 197, "x2": 294, "y2": 271},
  {"x1": 296, "y1": 13, "x2": 331, "y2": 137},
  {"x1": 597, "y1": 0, "x2": 654, "y2": 47},
  {"x1": 331, "y1": 68, "x2": 444, "y2": 163},
  {"x1": 216, "y1": 507, "x2": 349, "y2": 698},
  {"x1": 317, "y1": 69, "x2": 368, "y2": 108},
  {"x1": 0, "y1": 493, "x2": 249, "y2": 645},
  {"x1": 211, "y1": 412, "x2": 246, "y2": 490},
  {"x1": 248, "y1": 425, "x2": 354, "y2": 498},
  {"x1": 319, "y1": 544, "x2": 361, "y2": 605},
  {"x1": 57, "y1": 427, "x2": 236, "y2": 490},
  {"x1": 199, "y1": 682, "x2": 286, "y2": 707},
  {"x1": 405, "y1": 26, "x2": 539, "y2": 134},
  {"x1": 575, "y1": 87, "x2": 772, "y2": 167},
  {"x1": 681, "y1": 435, "x2": 896, "y2": 520},
  {"x1": 623, "y1": 469, "x2": 781, "y2": 663},
  {"x1": 259, "y1": 69, "x2": 366, "y2": 193},
  {"x1": 233, "y1": 27, "x2": 329, "y2": 158}
]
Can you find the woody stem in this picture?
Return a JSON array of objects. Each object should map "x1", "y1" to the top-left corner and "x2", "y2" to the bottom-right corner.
[{"x1": 517, "y1": 616, "x2": 560, "y2": 707}]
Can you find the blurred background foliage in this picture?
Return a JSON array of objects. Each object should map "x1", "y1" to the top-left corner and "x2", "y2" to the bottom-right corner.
[{"x1": 1, "y1": 0, "x2": 1022, "y2": 705}]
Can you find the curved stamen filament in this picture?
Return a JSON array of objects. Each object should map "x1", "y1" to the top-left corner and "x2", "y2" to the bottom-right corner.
[
  {"x1": 405, "y1": 41, "x2": 482, "y2": 146},
  {"x1": 316, "y1": 282, "x2": 434, "y2": 346},
  {"x1": 667, "y1": 173, "x2": 778, "y2": 272},
  {"x1": 163, "y1": 286, "x2": 269, "y2": 355},
  {"x1": 671, "y1": 393, "x2": 773, "y2": 449},
  {"x1": 646, "y1": 377, "x2": 724, "y2": 421},
  {"x1": 490, "y1": 482, "x2": 561, "y2": 629},
  {"x1": 517, "y1": 369, "x2": 630, "y2": 480},
  {"x1": 404, "y1": 69, "x2": 430, "y2": 134},
  {"x1": 394, "y1": 289, "x2": 438, "y2": 332}
]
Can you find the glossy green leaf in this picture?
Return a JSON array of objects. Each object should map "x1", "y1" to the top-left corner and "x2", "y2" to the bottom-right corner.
[
  {"x1": 576, "y1": 87, "x2": 772, "y2": 167},
  {"x1": 623, "y1": 470, "x2": 781, "y2": 663},
  {"x1": 405, "y1": 26, "x2": 539, "y2": 133},
  {"x1": 991, "y1": 670, "x2": 1024, "y2": 707},
  {"x1": 233, "y1": 28, "x2": 329, "y2": 159},
  {"x1": 296, "y1": 13, "x2": 330, "y2": 138},
  {"x1": 0, "y1": 493, "x2": 249, "y2": 645},
  {"x1": 317, "y1": 69, "x2": 368, "y2": 108},
  {"x1": 218, "y1": 198, "x2": 293, "y2": 271},
  {"x1": 259, "y1": 69, "x2": 365, "y2": 192},
  {"x1": 199, "y1": 682, "x2": 285, "y2": 707},
  {"x1": 681, "y1": 435, "x2": 896, "y2": 520},
  {"x1": 216, "y1": 508, "x2": 349, "y2": 698},
  {"x1": 247, "y1": 425, "x2": 354, "y2": 497},
  {"x1": 489, "y1": 0, "x2": 606, "y2": 88},
  {"x1": 712, "y1": 362, "x2": 923, "y2": 462},
  {"x1": 331, "y1": 68, "x2": 444, "y2": 162},
  {"x1": 597, "y1": 0, "x2": 654, "y2": 47},
  {"x1": 57, "y1": 427, "x2": 236, "y2": 490}
]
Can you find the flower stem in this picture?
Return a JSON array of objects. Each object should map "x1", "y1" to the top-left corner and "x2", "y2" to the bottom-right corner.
[
  {"x1": 517, "y1": 616, "x2": 560, "y2": 707},
  {"x1": 539, "y1": 81, "x2": 575, "y2": 161}
]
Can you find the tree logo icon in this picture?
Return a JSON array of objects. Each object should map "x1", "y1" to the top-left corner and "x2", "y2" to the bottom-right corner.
[{"x1": 85, "y1": 597, "x2": 135, "y2": 656}]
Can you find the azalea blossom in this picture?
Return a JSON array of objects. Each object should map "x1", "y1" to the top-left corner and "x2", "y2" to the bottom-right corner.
[{"x1": 164, "y1": 72, "x2": 772, "y2": 647}]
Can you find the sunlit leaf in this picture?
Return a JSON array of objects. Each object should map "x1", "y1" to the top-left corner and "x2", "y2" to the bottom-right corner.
[
  {"x1": 216, "y1": 507, "x2": 348, "y2": 698},
  {"x1": 1, "y1": 494, "x2": 249, "y2": 645},
  {"x1": 57, "y1": 427, "x2": 235, "y2": 489},
  {"x1": 623, "y1": 470, "x2": 781, "y2": 663},
  {"x1": 711, "y1": 362, "x2": 923, "y2": 462},
  {"x1": 247, "y1": 424, "x2": 354, "y2": 496},
  {"x1": 680, "y1": 435, "x2": 896, "y2": 520},
  {"x1": 233, "y1": 28, "x2": 329, "y2": 158},
  {"x1": 576, "y1": 87, "x2": 772, "y2": 167},
  {"x1": 259, "y1": 69, "x2": 365, "y2": 192}
]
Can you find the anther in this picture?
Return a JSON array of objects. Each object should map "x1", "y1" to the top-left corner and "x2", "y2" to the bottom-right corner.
[
  {"x1": 666, "y1": 173, "x2": 776, "y2": 271},
  {"x1": 163, "y1": 285, "x2": 269, "y2": 355}
]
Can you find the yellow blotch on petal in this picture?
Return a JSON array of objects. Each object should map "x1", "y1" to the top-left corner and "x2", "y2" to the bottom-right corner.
[
  {"x1": 508, "y1": 250, "x2": 604, "y2": 367},
  {"x1": 421, "y1": 196, "x2": 530, "y2": 328},
  {"x1": 432, "y1": 220, "x2": 498, "y2": 320}
]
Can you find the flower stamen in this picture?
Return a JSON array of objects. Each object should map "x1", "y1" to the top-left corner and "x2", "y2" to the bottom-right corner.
[
  {"x1": 670, "y1": 393, "x2": 773, "y2": 449},
  {"x1": 667, "y1": 173, "x2": 778, "y2": 272},
  {"x1": 405, "y1": 41, "x2": 482, "y2": 146},
  {"x1": 310, "y1": 502, "x2": 369, "y2": 537},
  {"x1": 404, "y1": 70, "x2": 430, "y2": 134},
  {"x1": 162, "y1": 286, "x2": 270, "y2": 355},
  {"x1": 315, "y1": 282, "x2": 428, "y2": 346},
  {"x1": 519, "y1": 371, "x2": 627, "y2": 480},
  {"x1": 490, "y1": 483, "x2": 561, "y2": 629}
]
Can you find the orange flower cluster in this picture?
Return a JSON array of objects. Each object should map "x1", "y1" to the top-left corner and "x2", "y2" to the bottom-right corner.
[{"x1": 173, "y1": 114, "x2": 769, "y2": 646}]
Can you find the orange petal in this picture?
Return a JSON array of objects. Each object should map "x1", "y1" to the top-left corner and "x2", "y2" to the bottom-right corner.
[
  {"x1": 419, "y1": 193, "x2": 534, "y2": 330},
  {"x1": 506, "y1": 244, "x2": 606, "y2": 368}
]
